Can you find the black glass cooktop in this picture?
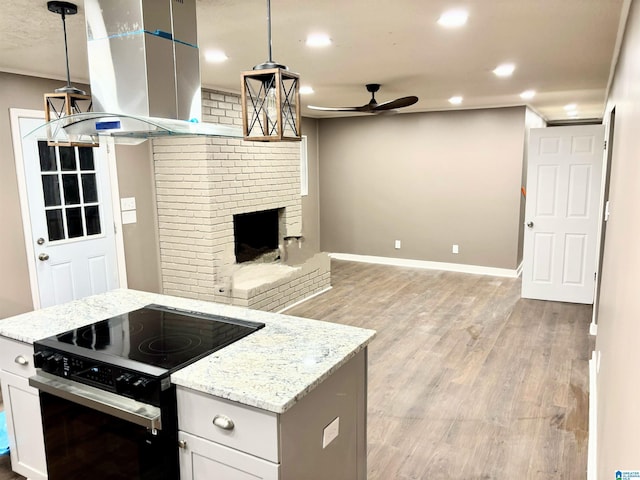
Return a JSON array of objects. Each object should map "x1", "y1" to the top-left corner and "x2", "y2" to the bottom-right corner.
[{"x1": 38, "y1": 304, "x2": 265, "y2": 373}]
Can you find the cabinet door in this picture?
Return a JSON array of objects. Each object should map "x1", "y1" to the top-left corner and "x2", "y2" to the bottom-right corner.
[
  {"x1": 179, "y1": 431, "x2": 279, "y2": 480},
  {"x1": 0, "y1": 370, "x2": 47, "y2": 480}
]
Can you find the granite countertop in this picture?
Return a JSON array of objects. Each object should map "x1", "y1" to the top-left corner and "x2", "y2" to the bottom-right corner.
[{"x1": 0, "y1": 289, "x2": 375, "y2": 413}]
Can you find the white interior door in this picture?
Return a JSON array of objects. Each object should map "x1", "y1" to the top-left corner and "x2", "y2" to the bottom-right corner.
[
  {"x1": 522, "y1": 125, "x2": 604, "y2": 304},
  {"x1": 12, "y1": 112, "x2": 120, "y2": 308}
]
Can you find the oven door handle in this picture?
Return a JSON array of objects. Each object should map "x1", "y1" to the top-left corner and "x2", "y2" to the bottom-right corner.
[{"x1": 29, "y1": 371, "x2": 162, "y2": 431}]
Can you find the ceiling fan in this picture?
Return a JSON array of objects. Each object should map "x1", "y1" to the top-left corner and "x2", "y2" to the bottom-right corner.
[{"x1": 308, "y1": 84, "x2": 419, "y2": 113}]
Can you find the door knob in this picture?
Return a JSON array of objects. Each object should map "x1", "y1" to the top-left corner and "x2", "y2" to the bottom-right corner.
[
  {"x1": 37, "y1": 237, "x2": 45, "y2": 245},
  {"x1": 38, "y1": 253, "x2": 50, "y2": 261},
  {"x1": 527, "y1": 221, "x2": 534, "y2": 228}
]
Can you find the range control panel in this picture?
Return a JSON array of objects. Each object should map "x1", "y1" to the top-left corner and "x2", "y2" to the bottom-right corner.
[{"x1": 33, "y1": 347, "x2": 162, "y2": 406}]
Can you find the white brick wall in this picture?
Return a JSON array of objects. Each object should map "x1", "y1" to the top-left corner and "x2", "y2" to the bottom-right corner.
[{"x1": 151, "y1": 88, "x2": 325, "y2": 310}]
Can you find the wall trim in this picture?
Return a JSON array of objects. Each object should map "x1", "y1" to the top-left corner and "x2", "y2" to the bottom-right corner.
[
  {"x1": 278, "y1": 286, "x2": 333, "y2": 314},
  {"x1": 589, "y1": 322, "x2": 598, "y2": 336},
  {"x1": 104, "y1": 137, "x2": 128, "y2": 289},
  {"x1": 329, "y1": 253, "x2": 521, "y2": 278},
  {"x1": 587, "y1": 350, "x2": 598, "y2": 480},
  {"x1": 516, "y1": 261, "x2": 524, "y2": 277},
  {"x1": 9, "y1": 108, "x2": 43, "y2": 309}
]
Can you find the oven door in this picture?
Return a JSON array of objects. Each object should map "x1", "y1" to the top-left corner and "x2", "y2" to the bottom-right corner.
[{"x1": 29, "y1": 372, "x2": 177, "y2": 480}]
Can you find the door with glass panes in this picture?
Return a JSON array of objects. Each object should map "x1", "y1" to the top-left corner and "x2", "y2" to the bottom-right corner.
[{"x1": 18, "y1": 115, "x2": 119, "y2": 308}]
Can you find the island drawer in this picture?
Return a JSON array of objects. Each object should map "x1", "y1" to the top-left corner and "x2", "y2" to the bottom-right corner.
[
  {"x1": 176, "y1": 387, "x2": 279, "y2": 463},
  {"x1": 0, "y1": 337, "x2": 36, "y2": 378}
]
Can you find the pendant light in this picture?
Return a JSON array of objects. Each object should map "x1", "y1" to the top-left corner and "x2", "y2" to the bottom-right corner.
[
  {"x1": 44, "y1": 1, "x2": 96, "y2": 147},
  {"x1": 241, "y1": 0, "x2": 302, "y2": 142}
]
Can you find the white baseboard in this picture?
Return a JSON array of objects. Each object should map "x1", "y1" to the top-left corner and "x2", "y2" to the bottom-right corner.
[
  {"x1": 589, "y1": 322, "x2": 598, "y2": 336},
  {"x1": 587, "y1": 350, "x2": 598, "y2": 480},
  {"x1": 516, "y1": 261, "x2": 524, "y2": 278},
  {"x1": 278, "y1": 286, "x2": 333, "y2": 313},
  {"x1": 329, "y1": 253, "x2": 521, "y2": 278}
]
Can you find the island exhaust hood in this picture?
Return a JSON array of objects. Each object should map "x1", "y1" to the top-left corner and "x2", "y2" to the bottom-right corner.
[{"x1": 28, "y1": 0, "x2": 242, "y2": 144}]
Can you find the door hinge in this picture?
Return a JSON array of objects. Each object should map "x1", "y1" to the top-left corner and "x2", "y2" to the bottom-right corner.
[
  {"x1": 114, "y1": 222, "x2": 118, "y2": 234},
  {"x1": 594, "y1": 272, "x2": 597, "y2": 281},
  {"x1": 604, "y1": 140, "x2": 607, "y2": 150}
]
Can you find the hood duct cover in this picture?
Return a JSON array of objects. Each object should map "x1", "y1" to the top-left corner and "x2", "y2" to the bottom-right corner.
[
  {"x1": 27, "y1": 0, "x2": 244, "y2": 144},
  {"x1": 85, "y1": 0, "x2": 201, "y2": 121}
]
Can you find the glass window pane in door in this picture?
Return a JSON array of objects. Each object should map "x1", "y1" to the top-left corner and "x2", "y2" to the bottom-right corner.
[
  {"x1": 85, "y1": 206, "x2": 101, "y2": 235},
  {"x1": 38, "y1": 141, "x2": 57, "y2": 172},
  {"x1": 41, "y1": 175, "x2": 62, "y2": 207},
  {"x1": 66, "y1": 208, "x2": 84, "y2": 238},
  {"x1": 46, "y1": 210, "x2": 65, "y2": 241},
  {"x1": 62, "y1": 175, "x2": 80, "y2": 205},
  {"x1": 79, "y1": 148, "x2": 95, "y2": 170},
  {"x1": 81, "y1": 174, "x2": 98, "y2": 203},
  {"x1": 60, "y1": 147, "x2": 76, "y2": 171}
]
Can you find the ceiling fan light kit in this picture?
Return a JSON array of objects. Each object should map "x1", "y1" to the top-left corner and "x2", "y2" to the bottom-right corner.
[
  {"x1": 241, "y1": 0, "x2": 301, "y2": 142},
  {"x1": 308, "y1": 83, "x2": 418, "y2": 114}
]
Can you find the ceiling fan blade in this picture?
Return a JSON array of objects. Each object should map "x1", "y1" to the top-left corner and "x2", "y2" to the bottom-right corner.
[
  {"x1": 373, "y1": 96, "x2": 419, "y2": 111},
  {"x1": 307, "y1": 105, "x2": 363, "y2": 112}
]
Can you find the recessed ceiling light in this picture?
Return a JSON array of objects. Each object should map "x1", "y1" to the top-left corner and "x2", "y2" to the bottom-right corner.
[
  {"x1": 567, "y1": 110, "x2": 579, "y2": 117},
  {"x1": 300, "y1": 86, "x2": 314, "y2": 95},
  {"x1": 520, "y1": 90, "x2": 536, "y2": 100},
  {"x1": 306, "y1": 33, "x2": 331, "y2": 47},
  {"x1": 449, "y1": 96, "x2": 463, "y2": 105},
  {"x1": 564, "y1": 103, "x2": 577, "y2": 111},
  {"x1": 493, "y1": 63, "x2": 515, "y2": 77},
  {"x1": 437, "y1": 9, "x2": 469, "y2": 28},
  {"x1": 204, "y1": 50, "x2": 228, "y2": 63}
]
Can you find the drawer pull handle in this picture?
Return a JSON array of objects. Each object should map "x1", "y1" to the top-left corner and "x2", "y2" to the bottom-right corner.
[
  {"x1": 14, "y1": 355, "x2": 28, "y2": 366},
  {"x1": 213, "y1": 414, "x2": 235, "y2": 431},
  {"x1": 178, "y1": 440, "x2": 187, "y2": 449}
]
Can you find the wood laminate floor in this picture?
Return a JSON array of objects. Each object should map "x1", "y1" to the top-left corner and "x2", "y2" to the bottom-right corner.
[
  {"x1": 285, "y1": 260, "x2": 593, "y2": 480},
  {"x1": 0, "y1": 260, "x2": 592, "y2": 479}
]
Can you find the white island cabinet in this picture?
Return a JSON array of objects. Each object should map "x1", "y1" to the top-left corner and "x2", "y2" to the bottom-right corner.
[
  {"x1": 0, "y1": 337, "x2": 47, "y2": 480},
  {"x1": 0, "y1": 289, "x2": 375, "y2": 480},
  {"x1": 176, "y1": 349, "x2": 367, "y2": 480}
]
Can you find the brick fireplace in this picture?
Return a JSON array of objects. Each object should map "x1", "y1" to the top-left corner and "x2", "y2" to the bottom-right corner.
[{"x1": 150, "y1": 90, "x2": 330, "y2": 312}]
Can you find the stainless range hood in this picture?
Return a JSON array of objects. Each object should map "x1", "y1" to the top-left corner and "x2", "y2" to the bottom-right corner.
[{"x1": 28, "y1": 0, "x2": 242, "y2": 144}]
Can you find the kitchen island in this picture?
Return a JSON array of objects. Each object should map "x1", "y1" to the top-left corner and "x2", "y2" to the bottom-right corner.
[{"x1": 0, "y1": 289, "x2": 375, "y2": 480}]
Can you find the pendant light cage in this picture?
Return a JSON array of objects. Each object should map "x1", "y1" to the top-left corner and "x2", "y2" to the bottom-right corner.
[
  {"x1": 241, "y1": 68, "x2": 301, "y2": 142},
  {"x1": 44, "y1": 1, "x2": 97, "y2": 147},
  {"x1": 240, "y1": 0, "x2": 302, "y2": 142},
  {"x1": 44, "y1": 92, "x2": 98, "y2": 147}
]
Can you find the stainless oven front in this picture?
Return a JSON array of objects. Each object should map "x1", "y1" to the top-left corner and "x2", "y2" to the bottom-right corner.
[{"x1": 29, "y1": 372, "x2": 178, "y2": 480}]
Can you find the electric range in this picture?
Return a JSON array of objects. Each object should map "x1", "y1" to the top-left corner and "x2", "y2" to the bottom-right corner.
[{"x1": 29, "y1": 303, "x2": 265, "y2": 480}]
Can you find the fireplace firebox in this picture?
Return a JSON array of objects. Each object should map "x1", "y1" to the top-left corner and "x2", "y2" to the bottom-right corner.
[{"x1": 233, "y1": 209, "x2": 281, "y2": 263}]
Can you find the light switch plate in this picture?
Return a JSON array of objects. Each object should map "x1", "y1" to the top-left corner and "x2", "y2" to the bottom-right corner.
[
  {"x1": 322, "y1": 417, "x2": 340, "y2": 449},
  {"x1": 122, "y1": 210, "x2": 137, "y2": 225},
  {"x1": 120, "y1": 197, "x2": 136, "y2": 211}
]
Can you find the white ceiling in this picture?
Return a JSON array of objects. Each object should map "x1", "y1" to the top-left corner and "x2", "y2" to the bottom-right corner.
[{"x1": 0, "y1": 0, "x2": 626, "y2": 121}]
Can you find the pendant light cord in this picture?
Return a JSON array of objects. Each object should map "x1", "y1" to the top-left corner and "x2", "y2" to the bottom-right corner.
[
  {"x1": 61, "y1": 11, "x2": 72, "y2": 88},
  {"x1": 267, "y1": 0, "x2": 273, "y2": 63}
]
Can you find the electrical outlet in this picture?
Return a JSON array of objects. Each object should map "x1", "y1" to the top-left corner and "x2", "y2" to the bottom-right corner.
[
  {"x1": 452, "y1": 244, "x2": 459, "y2": 254},
  {"x1": 394, "y1": 240, "x2": 401, "y2": 249}
]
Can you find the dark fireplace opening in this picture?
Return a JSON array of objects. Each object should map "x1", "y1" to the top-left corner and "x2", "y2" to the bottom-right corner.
[{"x1": 233, "y1": 209, "x2": 280, "y2": 263}]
